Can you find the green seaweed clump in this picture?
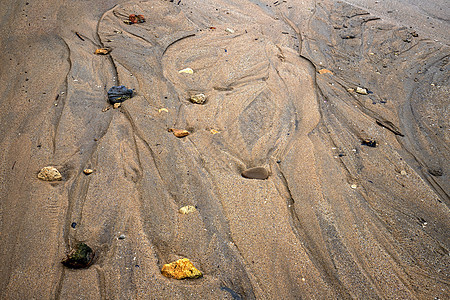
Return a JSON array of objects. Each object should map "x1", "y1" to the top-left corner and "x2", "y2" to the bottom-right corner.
[{"x1": 62, "y1": 243, "x2": 94, "y2": 269}]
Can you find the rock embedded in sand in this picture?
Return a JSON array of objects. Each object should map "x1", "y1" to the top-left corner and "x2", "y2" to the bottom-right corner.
[
  {"x1": 318, "y1": 69, "x2": 333, "y2": 75},
  {"x1": 178, "y1": 68, "x2": 194, "y2": 74},
  {"x1": 128, "y1": 14, "x2": 145, "y2": 24},
  {"x1": 189, "y1": 93, "x2": 206, "y2": 104},
  {"x1": 179, "y1": 205, "x2": 196, "y2": 214},
  {"x1": 169, "y1": 128, "x2": 190, "y2": 138},
  {"x1": 107, "y1": 85, "x2": 133, "y2": 104},
  {"x1": 113, "y1": 103, "x2": 121, "y2": 109},
  {"x1": 161, "y1": 258, "x2": 202, "y2": 279},
  {"x1": 83, "y1": 169, "x2": 93, "y2": 175},
  {"x1": 94, "y1": 48, "x2": 110, "y2": 55},
  {"x1": 356, "y1": 87, "x2": 369, "y2": 95},
  {"x1": 428, "y1": 168, "x2": 443, "y2": 176},
  {"x1": 37, "y1": 166, "x2": 62, "y2": 181},
  {"x1": 62, "y1": 243, "x2": 94, "y2": 269},
  {"x1": 361, "y1": 139, "x2": 377, "y2": 147},
  {"x1": 241, "y1": 167, "x2": 269, "y2": 180}
]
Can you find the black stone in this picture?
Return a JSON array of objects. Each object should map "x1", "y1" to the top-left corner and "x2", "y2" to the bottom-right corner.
[
  {"x1": 107, "y1": 85, "x2": 133, "y2": 104},
  {"x1": 62, "y1": 243, "x2": 94, "y2": 269}
]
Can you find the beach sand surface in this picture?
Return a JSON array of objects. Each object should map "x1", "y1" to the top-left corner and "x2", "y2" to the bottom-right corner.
[{"x1": 0, "y1": 0, "x2": 448, "y2": 299}]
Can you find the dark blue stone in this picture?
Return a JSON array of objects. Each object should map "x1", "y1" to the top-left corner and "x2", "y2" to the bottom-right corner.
[{"x1": 107, "y1": 85, "x2": 133, "y2": 104}]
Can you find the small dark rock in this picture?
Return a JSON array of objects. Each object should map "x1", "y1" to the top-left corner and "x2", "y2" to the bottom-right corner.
[
  {"x1": 62, "y1": 243, "x2": 94, "y2": 269},
  {"x1": 71, "y1": 222, "x2": 77, "y2": 228},
  {"x1": 107, "y1": 85, "x2": 133, "y2": 104},
  {"x1": 428, "y1": 168, "x2": 443, "y2": 177},
  {"x1": 361, "y1": 139, "x2": 377, "y2": 147},
  {"x1": 242, "y1": 167, "x2": 269, "y2": 180}
]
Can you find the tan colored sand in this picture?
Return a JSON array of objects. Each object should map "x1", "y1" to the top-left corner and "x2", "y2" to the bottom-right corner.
[{"x1": 0, "y1": 0, "x2": 448, "y2": 299}]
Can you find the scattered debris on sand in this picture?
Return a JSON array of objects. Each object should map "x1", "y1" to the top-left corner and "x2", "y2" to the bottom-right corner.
[
  {"x1": 37, "y1": 166, "x2": 62, "y2": 181},
  {"x1": 161, "y1": 258, "x2": 203, "y2": 279}
]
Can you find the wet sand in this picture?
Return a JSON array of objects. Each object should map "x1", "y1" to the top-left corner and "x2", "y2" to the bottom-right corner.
[{"x1": 0, "y1": 0, "x2": 448, "y2": 299}]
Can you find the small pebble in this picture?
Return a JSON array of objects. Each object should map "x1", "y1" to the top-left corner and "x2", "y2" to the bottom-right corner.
[
  {"x1": 356, "y1": 87, "x2": 368, "y2": 95},
  {"x1": 118, "y1": 234, "x2": 126, "y2": 240},
  {"x1": 179, "y1": 205, "x2": 197, "y2": 214},
  {"x1": 178, "y1": 68, "x2": 194, "y2": 74},
  {"x1": 94, "y1": 48, "x2": 111, "y2": 55},
  {"x1": 83, "y1": 169, "x2": 93, "y2": 175},
  {"x1": 169, "y1": 128, "x2": 189, "y2": 138},
  {"x1": 190, "y1": 93, "x2": 206, "y2": 104},
  {"x1": 242, "y1": 167, "x2": 269, "y2": 180},
  {"x1": 37, "y1": 166, "x2": 62, "y2": 181},
  {"x1": 71, "y1": 222, "x2": 77, "y2": 228},
  {"x1": 351, "y1": 184, "x2": 357, "y2": 189}
]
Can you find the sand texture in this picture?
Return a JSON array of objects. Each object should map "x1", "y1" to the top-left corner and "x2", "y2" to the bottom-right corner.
[{"x1": 0, "y1": 0, "x2": 449, "y2": 299}]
